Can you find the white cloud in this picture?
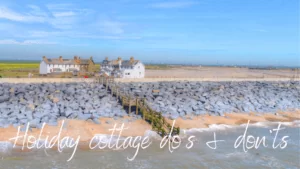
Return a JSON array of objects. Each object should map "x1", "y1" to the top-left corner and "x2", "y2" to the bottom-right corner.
[
  {"x1": 27, "y1": 31, "x2": 141, "y2": 40},
  {"x1": 46, "y1": 3, "x2": 74, "y2": 11},
  {"x1": 0, "y1": 4, "x2": 91, "y2": 29},
  {"x1": 27, "y1": 5, "x2": 47, "y2": 17},
  {"x1": 46, "y1": 3, "x2": 92, "y2": 17},
  {"x1": 0, "y1": 7, "x2": 25, "y2": 21},
  {"x1": 150, "y1": 1, "x2": 197, "y2": 8},
  {"x1": 49, "y1": 17, "x2": 78, "y2": 29},
  {"x1": 28, "y1": 31, "x2": 62, "y2": 37},
  {"x1": 252, "y1": 29, "x2": 268, "y2": 32},
  {"x1": 52, "y1": 11, "x2": 76, "y2": 17},
  {"x1": 98, "y1": 20, "x2": 125, "y2": 34},
  {"x1": 0, "y1": 39, "x2": 56, "y2": 45},
  {"x1": 0, "y1": 6, "x2": 46, "y2": 22},
  {"x1": 45, "y1": 3, "x2": 92, "y2": 29},
  {"x1": 80, "y1": 35, "x2": 141, "y2": 40},
  {"x1": 0, "y1": 4, "x2": 135, "y2": 40}
]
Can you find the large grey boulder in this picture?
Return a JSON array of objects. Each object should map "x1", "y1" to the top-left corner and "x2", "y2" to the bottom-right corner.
[{"x1": 0, "y1": 95, "x2": 9, "y2": 103}]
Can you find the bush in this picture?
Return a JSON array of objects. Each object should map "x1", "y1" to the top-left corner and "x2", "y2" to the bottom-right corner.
[{"x1": 0, "y1": 75, "x2": 2, "y2": 78}]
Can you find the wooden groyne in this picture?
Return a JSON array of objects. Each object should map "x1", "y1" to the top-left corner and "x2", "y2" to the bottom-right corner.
[{"x1": 95, "y1": 76, "x2": 180, "y2": 137}]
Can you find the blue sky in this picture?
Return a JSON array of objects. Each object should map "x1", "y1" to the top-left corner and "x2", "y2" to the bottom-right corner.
[{"x1": 0, "y1": 0, "x2": 299, "y2": 66}]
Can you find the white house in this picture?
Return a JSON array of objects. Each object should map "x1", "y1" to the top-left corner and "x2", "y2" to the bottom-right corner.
[
  {"x1": 39, "y1": 56, "x2": 95, "y2": 74},
  {"x1": 100, "y1": 57, "x2": 145, "y2": 78}
]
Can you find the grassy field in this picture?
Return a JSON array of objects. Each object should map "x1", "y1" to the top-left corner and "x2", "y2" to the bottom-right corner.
[
  {"x1": 0, "y1": 61, "x2": 100, "y2": 78},
  {"x1": 0, "y1": 62, "x2": 39, "y2": 78},
  {"x1": 0, "y1": 62, "x2": 39, "y2": 71},
  {"x1": 0, "y1": 61, "x2": 172, "y2": 78},
  {"x1": 145, "y1": 64, "x2": 172, "y2": 70}
]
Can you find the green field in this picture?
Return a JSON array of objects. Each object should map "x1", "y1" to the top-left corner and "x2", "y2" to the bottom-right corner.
[
  {"x1": 0, "y1": 62, "x2": 39, "y2": 78},
  {"x1": 0, "y1": 61, "x2": 101, "y2": 78},
  {"x1": 0, "y1": 61, "x2": 171, "y2": 78},
  {"x1": 145, "y1": 64, "x2": 171, "y2": 70},
  {"x1": 0, "y1": 62, "x2": 39, "y2": 71}
]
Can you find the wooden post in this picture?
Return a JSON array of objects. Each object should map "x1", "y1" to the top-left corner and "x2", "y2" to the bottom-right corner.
[
  {"x1": 114, "y1": 85, "x2": 116, "y2": 95},
  {"x1": 150, "y1": 111, "x2": 153, "y2": 125},
  {"x1": 142, "y1": 109, "x2": 145, "y2": 120},
  {"x1": 116, "y1": 88, "x2": 119, "y2": 99},
  {"x1": 128, "y1": 95, "x2": 131, "y2": 114},
  {"x1": 106, "y1": 79, "x2": 108, "y2": 91},
  {"x1": 136, "y1": 98, "x2": 138, "y2": 115}
]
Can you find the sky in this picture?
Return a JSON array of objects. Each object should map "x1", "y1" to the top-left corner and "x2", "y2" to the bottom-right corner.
[{"x1": 0, "y1": 0, "x2": 299, "y2": 66}]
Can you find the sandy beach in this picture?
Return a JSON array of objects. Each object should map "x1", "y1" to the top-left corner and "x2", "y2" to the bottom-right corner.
[
  {"x1": 1, "y1": 110, "x2": 299, "y2": 151},
  {"x1": 1, "y1": 66, "x2": 299, "y2": 83},
  {"x1": 145, "y1": 66, "x2": 299, "y2": 78},
  {"x1": 0, "y1": 76, "x2": 299, "y2": 152}
]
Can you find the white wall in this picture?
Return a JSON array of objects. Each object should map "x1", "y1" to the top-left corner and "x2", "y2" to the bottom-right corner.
[
  {"x1": 122, "y1": 62, "x2": 145, "y2": 78},
  {"x1": 46, "y1": 64, "x2": 80, "y2": 73},
  {"x1": 100, "y1": 61, "x2": 145, "y2": 78},
  {"x1": 39, "y1": 61, "x2": 48, "y2": 74}
]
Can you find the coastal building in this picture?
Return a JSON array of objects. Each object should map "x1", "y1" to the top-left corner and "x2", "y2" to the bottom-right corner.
[
  {"x1": 39, "y1": 56, "x2": 95, "y2": 74},
  {"x1": 100, "y1": 57, "x2": 145, "y2": 78}
]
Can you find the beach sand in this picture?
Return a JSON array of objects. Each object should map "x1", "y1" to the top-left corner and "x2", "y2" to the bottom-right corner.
[
  {"x1": 145, "y1": 66, "x2": 299, "y2": 79},
  {"x1": 1, "y1": 110, "x2": 299, "y2": 152},
  {"x1": 0, "y1": 75, "x2": 299, "y2": 152},
  {"x1": 1, "y1": 66, "x2": 299, "y2": 83}
]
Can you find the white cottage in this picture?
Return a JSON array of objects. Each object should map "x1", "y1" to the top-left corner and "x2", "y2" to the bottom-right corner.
[
  {"x1": 39, "y1": 56, "x2": 95, "y2": 74},
  {"x1": 100, "y1": 57, "x2": 145, "y2": 78}
]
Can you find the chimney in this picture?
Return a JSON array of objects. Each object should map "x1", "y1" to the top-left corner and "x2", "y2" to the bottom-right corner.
[
  {"x1": 105, "y1": 57, "x2": 108, "y2": 61},
  {"x1": 42, "y1": 56, "x2": 48, "y2": 63},
  {"x1": 90, "y1": 56, "x2": 93, "y2": 60},
  {"x1": 59, "y1": 56, "x2": 63, "y2": 62},
  {"x1": 130, "y1": 56, "x2": 134, "y2": 63},
  {"x1": 117, "y1": 57, "x2": 122, "y2": 61},
  {"x1": 74, "y1": 56, "x2": 81, "y2": 64},
  {"x1": 77, "y1": 56, "x2": 81, "y2": 64}
]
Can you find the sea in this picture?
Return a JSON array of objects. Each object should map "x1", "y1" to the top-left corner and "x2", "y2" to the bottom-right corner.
[{"x1": 0, "y1": 121, "x2": 299, "y2": 169}]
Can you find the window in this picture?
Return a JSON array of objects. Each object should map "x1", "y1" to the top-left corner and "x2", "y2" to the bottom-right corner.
[
  {"x1": 53, "y1": 68, "x2": 62, "y2": 72},
  {"x1": 125, "y1": 73, "x2": 130, "y2": 75}
]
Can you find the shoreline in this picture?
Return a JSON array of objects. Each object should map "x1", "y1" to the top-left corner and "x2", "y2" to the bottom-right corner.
[
  {"x1": 0, "y1": 80, "x2": 299, "y2": 153},
  {"x1": 0, "y1": 110, "x2": 299, "y2": 151}
]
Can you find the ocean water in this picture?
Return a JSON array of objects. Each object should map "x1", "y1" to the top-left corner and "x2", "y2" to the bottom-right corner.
[{"x1": 0, "y1": 121, "x2": 299, "y2": 169}]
